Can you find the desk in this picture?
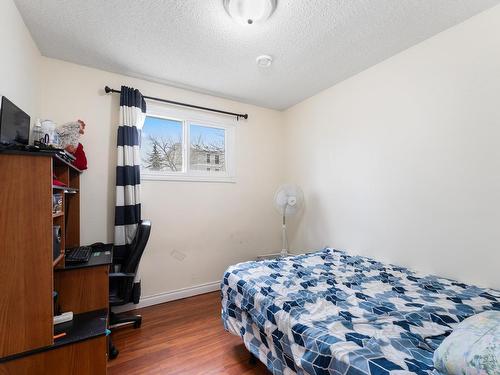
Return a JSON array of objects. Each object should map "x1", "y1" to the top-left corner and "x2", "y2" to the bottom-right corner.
[
  {"x1": 0, "y1": 337, "x2": 106, "y2": 375},
  {"x1": 55, "y1": 247, "x2": 112, "y2": 315},
  {"x1": 62, "y1": 246, "x2": 113, "y2": 270},
  {"x1": 0, "y1": 310, "x2": 108, "y2": 364},
  {"x1": 0, "y1": 151, "x2": 110, "y2": 374},
  {"x1": 0, "y1": 247, "x2": 112, "y2": 374}
]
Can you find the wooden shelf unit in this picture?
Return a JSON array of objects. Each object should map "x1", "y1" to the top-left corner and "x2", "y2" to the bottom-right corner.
[
  {"x1": 0, "y1": 151, "x2": 108, "y2": 374},
  {"x1": 53, "y1": 185, "x2": 79, "y2": 193}
]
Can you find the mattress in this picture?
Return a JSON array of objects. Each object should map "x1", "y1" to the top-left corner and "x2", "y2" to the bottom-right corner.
[{"x1": 221, "y1": 248, "x2": 500, "y2": 375}]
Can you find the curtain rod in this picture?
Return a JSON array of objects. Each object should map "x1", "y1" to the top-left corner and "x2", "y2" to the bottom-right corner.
[{"x1": 104, "y1": 86, "x2": 248, "y2": 120}]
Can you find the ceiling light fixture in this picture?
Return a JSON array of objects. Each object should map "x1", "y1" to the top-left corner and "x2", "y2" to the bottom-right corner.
[
  {"x1": 223, "y1": 0, "x2": 277, "y2": 25},
  {"x1": 256, "y1": 55, "x2": 273, "y2": 68}
]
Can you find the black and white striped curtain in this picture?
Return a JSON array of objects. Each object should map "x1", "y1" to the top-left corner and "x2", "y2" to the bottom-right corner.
[{"x1": 114, "y1": 86, "x2": 146, "y2": 259}]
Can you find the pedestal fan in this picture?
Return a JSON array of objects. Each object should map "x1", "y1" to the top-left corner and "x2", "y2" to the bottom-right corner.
[{"x1": 257, "y1": 184, "x2": 304, "y2": 260}]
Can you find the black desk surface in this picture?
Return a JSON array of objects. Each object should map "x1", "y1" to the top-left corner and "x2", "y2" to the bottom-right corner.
[
  {"x1": 53, "y1": 309, "x2": 108, "y2": 348},
  {"x1": 58, "y1": 244, "x2": 113, "y2": 271},
  {"x1": 0, "y1": 309, "x2": 108, "y2": 363}
]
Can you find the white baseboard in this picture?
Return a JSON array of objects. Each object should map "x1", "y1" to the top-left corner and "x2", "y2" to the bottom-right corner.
[{"x1": 112, "y1": 280, "x2": 221, "y2": 313}]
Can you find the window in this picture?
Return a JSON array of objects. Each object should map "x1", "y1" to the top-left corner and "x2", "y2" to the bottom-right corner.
[
  {"x1": 141, "y1": 117, "x2": 183, "y2": 172},
  {"x1": 190, "y1": 124, "x2": 226, "y2": 174},
  {"x1": 140, "y1": 104, "x2": 235, "y2": 182}
]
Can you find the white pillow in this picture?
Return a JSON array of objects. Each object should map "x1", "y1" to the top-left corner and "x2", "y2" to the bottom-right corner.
[{"x1": 433, "y1": 310, "x2": 499, "y2": 375}]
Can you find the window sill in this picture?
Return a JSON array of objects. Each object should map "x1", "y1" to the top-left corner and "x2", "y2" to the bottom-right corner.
[{"x1": 141, "y1": 173, "x2": 236, "y2": 183}]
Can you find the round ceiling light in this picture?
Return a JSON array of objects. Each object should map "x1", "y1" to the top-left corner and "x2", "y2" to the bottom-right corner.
[
  {"x1": 256, "y1": 55, "x2": 273, "y2": 68},
  {"x1": 223, "y1": 0, "x2": 277, "y2": 25}
]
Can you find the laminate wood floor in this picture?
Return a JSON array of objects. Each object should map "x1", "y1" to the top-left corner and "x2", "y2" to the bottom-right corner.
[{"x1": 107, "y1": 291, "x2": 269, "y2": 375}]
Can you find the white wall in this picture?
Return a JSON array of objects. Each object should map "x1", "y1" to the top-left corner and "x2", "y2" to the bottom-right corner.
[
  {"x1": 0, "y1": 0, "x2": 40, "y2": 117},
  {"x1": 8, "y1": 0, "x2": 499, "y2": 299},
  {"x1": 285, "y1": 5, "x2": 500, "y2": 290},
  {"x1": 38, "y1": 57, "x2": 285, "y2": 297}
]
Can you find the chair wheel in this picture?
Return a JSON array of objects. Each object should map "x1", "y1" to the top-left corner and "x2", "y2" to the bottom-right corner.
[{"x1": 109, "y1": 347, "x2": 119, "y2": 360}]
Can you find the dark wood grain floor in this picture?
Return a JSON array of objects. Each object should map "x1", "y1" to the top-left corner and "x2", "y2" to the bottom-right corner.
[{"x1": 107, "y1": 292, "x2": 269, "y2": 375}]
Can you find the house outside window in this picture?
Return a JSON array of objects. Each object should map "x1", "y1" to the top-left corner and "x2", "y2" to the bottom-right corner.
[{"x1": 140, "y1": 103, "x2": 236, "y2": 182}]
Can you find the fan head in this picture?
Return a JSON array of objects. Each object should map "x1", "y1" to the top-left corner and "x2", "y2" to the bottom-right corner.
[{"x1": 274, "y1": 184, "x2": 304, "y2": 216}]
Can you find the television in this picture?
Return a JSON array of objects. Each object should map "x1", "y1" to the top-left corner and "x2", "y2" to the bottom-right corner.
[{"x1": 0, "y1": 96, "x2": 30, "y2": 146}]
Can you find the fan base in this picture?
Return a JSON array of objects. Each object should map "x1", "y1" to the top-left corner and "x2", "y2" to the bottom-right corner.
[{"x1": 256, "y1": 252, "x2": 288, "y2": 261}]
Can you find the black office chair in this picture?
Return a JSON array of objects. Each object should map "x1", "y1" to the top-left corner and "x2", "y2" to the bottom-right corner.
[{"x1": 108, "y1": 220, "x2": 151, "y2": 359}]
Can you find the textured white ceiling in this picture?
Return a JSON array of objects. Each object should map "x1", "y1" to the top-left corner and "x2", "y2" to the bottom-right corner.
[{"x1": 14, "y1": 0, "x2": 500, "y2": 110}]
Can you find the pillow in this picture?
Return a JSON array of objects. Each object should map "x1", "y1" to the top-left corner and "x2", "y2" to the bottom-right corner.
[{"x1": 433, "y1": 310, "x2": 499, "y2": 375}]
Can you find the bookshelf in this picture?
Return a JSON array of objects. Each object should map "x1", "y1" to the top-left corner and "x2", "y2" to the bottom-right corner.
[{"x1": 0, "y1": 150, "x2": 109, "y2": 374}]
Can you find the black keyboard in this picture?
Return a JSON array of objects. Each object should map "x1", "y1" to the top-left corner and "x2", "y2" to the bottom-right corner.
[{"x1": 66, "y1": 246, "x2": 92, "y2": 263}]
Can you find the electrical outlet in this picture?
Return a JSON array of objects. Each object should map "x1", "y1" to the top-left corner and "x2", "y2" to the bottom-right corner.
[{"x1": 171, "y1": 249, "x2": 186, "y2": 261}]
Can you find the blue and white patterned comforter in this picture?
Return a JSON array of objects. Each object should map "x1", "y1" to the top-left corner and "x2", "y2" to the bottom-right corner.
[{"x1": 221, "y1": 249, "x2": 500, "y2": 375}]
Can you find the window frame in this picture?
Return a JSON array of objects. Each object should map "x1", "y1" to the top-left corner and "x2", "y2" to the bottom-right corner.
[{"x1": 141, "y1": 102, "x2": 236, "y2": 183}]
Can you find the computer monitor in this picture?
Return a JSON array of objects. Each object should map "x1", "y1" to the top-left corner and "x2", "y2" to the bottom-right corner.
[{"x1": 0, "y1": 96, "x2": 30, "y2": 146}]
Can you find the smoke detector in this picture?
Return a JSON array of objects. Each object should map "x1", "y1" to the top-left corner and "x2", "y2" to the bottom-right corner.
[{"x1": 256, "y1": 55, "x2": 273, "y2": 68}]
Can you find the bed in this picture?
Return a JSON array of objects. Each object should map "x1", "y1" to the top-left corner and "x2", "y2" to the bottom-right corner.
[{"x1": 221, "y1": 248, "x2": 500, "y2": 375}]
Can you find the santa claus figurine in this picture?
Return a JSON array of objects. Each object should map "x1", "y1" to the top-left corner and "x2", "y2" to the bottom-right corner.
[{"x1": 57, "y1": 119, "x2": 88, "y2": 170}]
